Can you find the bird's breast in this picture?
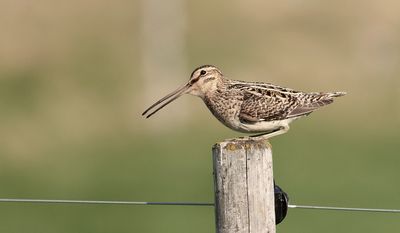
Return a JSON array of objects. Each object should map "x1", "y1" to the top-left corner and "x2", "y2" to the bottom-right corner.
[{"x1": 202, "y1": 91, "x2": 243, "y2": 131}]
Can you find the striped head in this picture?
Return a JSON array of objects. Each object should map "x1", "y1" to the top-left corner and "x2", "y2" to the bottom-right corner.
[{"x1": 187, "y1": 65, "x2": 223, "y2": 97}]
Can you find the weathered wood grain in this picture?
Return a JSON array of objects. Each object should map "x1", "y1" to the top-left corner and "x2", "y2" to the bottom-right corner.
[{"x1": 213, "y1": 138, "x2": 275, "y2": 233}]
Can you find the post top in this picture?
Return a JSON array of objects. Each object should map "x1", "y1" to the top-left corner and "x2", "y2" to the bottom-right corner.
[{"x1": 213, "y1": 137, "x2": 271, "y2": 151}]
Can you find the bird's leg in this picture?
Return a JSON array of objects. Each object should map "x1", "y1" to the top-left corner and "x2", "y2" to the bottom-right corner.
[
  {"x1": 250, "y1": 125, "x2": 290, "y2": 139},
  {"x1": 250, "y1": 130, "x2": 276, "y2": 138}
]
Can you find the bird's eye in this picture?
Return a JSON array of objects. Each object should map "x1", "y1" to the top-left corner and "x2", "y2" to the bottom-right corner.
[{"x1": 200, "y1": 70, "x2": 206, "y2": 76}]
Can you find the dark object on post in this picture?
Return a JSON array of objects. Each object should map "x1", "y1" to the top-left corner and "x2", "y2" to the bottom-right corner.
[{"x1": 274, "y1": 184, "x2": 289, "y2": 224}]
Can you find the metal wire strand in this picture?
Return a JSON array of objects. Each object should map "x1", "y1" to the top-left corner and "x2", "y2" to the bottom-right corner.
[
  {"x1": 0, "y1": 198, "x2": 400, "y2": 213},
  {"x1": 288, "y1": 204, "x2": 400, "y2": 213},
  {"x1": 0, "y1": 198, "x2": 213, "y2": 206}
]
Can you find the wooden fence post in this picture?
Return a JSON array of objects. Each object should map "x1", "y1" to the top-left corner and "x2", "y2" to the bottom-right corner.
[{"x1": 212, "y1": 138, "x2": 275, "y2": 233}]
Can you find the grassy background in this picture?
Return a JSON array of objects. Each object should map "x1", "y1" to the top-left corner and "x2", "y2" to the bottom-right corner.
[{"x1": 0, "y1": 0, "x2": 399, "y2": 232}]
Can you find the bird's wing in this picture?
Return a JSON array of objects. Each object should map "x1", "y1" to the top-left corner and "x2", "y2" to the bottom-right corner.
[
  {"x1": 237, "y1": 84, "x2": 301, "y2": 123},
  {"x1": 232, "y1": 81, "x2": 345, "y2": 124}
]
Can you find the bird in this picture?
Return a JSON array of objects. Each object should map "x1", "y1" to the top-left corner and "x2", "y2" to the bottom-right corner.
[{"x1": 142, "y1": 65, "x2": 346, "y2": 139}]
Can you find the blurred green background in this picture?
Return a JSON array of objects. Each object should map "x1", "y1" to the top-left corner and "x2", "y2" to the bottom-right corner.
[{"x1": 0, "y1": 0, "x2": 399, "y2": 232}]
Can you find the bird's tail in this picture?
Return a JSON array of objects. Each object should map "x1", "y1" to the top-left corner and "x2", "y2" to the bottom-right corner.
[
  {"x1": 327, "y1": 91, "x2": 347, "y2": 98},
  {"x1": 287, "y1": 91, "x2": 346, "y2": 118},
  {"x1": 311, "y1": 91, "x2": 347, "y2": 106}
]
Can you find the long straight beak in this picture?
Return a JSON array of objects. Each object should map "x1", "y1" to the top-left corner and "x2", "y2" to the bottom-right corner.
[{"x1": 142, "y1": 83, "x2": 190, "y2": 118}]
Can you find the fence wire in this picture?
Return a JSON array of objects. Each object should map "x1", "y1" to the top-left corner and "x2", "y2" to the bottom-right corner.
[{"x1": 1, "y1": 198, "x2": 399, "y2": 213}]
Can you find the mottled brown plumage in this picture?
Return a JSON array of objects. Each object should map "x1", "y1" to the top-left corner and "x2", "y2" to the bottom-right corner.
[{"x1": 142, "y1": 65, "x2": 346, "y2": 138}]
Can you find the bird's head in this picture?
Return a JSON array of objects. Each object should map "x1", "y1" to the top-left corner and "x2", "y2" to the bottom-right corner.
[
  {"x1": 187, "y1": 65, "x2": 223, "y2": 97},
  {"x1": 142, "y1": 65, "x2": 223, "y2": 118}
]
